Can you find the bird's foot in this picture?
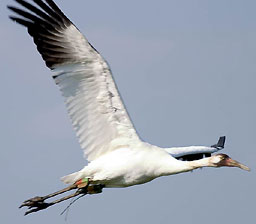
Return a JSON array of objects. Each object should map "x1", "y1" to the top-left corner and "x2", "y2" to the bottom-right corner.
[
  {"x1": 19, "y1": 196, "x2": 52, "y2": 216},
  {"x1": 19, "y1": 196, "x2": 45, "y2": 208},
  {"x1": 19, "y1": 180, "x2": 102, "y2": 215},
  {"x1": 19, "y1": 182, "x2": 90, "y2": 215}
]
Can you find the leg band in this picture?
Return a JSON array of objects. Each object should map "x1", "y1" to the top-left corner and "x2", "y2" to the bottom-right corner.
[{"x1": 75, "y1": 178, "x2": 89, "y2": 188}]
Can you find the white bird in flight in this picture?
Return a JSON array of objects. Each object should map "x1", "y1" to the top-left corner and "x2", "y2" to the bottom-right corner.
[{"x1": 8, "y1": 0, "x2": 250, "y2": 215}]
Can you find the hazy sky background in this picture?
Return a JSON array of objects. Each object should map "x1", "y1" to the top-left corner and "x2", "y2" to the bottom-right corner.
[{"x1": 1, "y1": 0, "x2": 255, "y2": 223}]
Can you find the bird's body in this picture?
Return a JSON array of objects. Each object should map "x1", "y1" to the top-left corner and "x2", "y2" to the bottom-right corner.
[
  {"x1": 74, "y1": 145, "x2": 161, "y2": 188},
  {"x1": 62, "y1": 143, "x2": 221, "y2": 188},
  {"x1": 8, "y1": 0, "x2": 250, "y2": 215},
  {"x1": 62, "y1": 143, "x2": 177, "y2": 188}
]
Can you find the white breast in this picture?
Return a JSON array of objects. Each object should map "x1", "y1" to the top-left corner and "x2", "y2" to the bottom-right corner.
[{"x1": 78, "y1": 145, "x2": 172, "y2": 187}]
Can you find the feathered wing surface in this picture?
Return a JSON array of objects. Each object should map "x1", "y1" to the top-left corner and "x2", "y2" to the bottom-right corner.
[
  {"x1": 165, "y1": 136, "x2": 226, "y2": 161},
  {"x1": 8, "y1": 0, "x2": 140, "y2": 161}
]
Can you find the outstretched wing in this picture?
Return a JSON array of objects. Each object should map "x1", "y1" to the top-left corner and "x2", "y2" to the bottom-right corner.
[
  {"x1": 8, "y1": 0, "x2": 140, "y2": 161},
  {"x1": 166, "y1": 136, "x2": 226, "y2": 161}
]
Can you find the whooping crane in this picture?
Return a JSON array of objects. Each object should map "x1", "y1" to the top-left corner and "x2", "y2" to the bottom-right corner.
[{"x1": 8, "y1": 0, "x2": 250, "y2": 215}]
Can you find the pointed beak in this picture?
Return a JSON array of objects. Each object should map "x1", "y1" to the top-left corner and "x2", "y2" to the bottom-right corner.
[{"x1": 224, "y1": 157, "x2": 250, "y2": 171}]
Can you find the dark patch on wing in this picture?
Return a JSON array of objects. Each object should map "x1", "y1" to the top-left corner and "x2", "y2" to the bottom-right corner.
[
  {"x1": 8, "y1": 0, "x2": 78, "y2": 69},
  {"x1": 176, "y1": 153, "x2": 212, "y2": 161}
]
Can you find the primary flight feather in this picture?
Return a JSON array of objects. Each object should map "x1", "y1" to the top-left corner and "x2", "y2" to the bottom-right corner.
[{"x1": 8, "y1": 0, "x2": 250, "y2": 215}]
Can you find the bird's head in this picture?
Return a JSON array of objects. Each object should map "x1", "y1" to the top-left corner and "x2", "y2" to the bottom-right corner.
[{"x1": 210, "y1": 153, "x2": 250, "y2": 171}]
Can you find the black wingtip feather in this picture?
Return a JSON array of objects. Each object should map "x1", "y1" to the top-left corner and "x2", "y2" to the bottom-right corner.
[
  {"x1": 32, "y1": 0, "x2": 68, "y2": 26},
  {"x1": 176, "y1": 153, "x2": 211, "y2": 161},
  {"x1": 45, "y1": 0, "x2": 66, "y2": 17},
  {"x1": 9, "y1": 16, "x2": 33, "y2": 28},
  {"x1": 211, "y1": 136, "x2": 226, "y2": 149},
  {"x1": 8, "y1": 0, "x2": 75, "y2": 69},
  {"x1": 9, "y1": 6, "x2": 41, "y2": 23}
]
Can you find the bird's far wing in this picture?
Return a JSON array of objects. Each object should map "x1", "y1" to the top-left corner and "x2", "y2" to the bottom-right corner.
[
  {"x1": 8, "y1": 0, "x2": 140, "y2": 161},
  {"x1": 165, "y1": 136, "x2": 226, "y2": 161}
]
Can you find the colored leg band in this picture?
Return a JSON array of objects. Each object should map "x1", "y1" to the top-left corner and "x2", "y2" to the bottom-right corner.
[{"x1": 75, "y1": 178, "x2": 89, "y2": 186}]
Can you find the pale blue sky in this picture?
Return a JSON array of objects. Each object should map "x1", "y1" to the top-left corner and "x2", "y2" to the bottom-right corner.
[{"x1": 1, "y1": 0, "x2": 255, "y2": 223}]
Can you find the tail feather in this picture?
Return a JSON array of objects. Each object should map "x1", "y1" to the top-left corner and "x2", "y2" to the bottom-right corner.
[{"x1": 61, "y1": 171, "x2": 82, "y2": 184}]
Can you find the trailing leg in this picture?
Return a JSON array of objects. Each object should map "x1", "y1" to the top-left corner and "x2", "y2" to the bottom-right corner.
[{"x1": 19, "y1": 178, "x2": 90, "y2": 215}]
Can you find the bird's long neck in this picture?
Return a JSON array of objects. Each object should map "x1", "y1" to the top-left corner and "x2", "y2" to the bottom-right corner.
[{"x1": 158, "y1": 157, "x2": 214, "y2": 176}]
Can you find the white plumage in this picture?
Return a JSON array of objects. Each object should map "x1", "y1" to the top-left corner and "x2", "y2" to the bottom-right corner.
[
  {"x1": 8, "y1": 0, "x2": 250, "y2": 215},
  {"x1": 53, "y1": 61, "x2": 139, "y2": 162}
]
